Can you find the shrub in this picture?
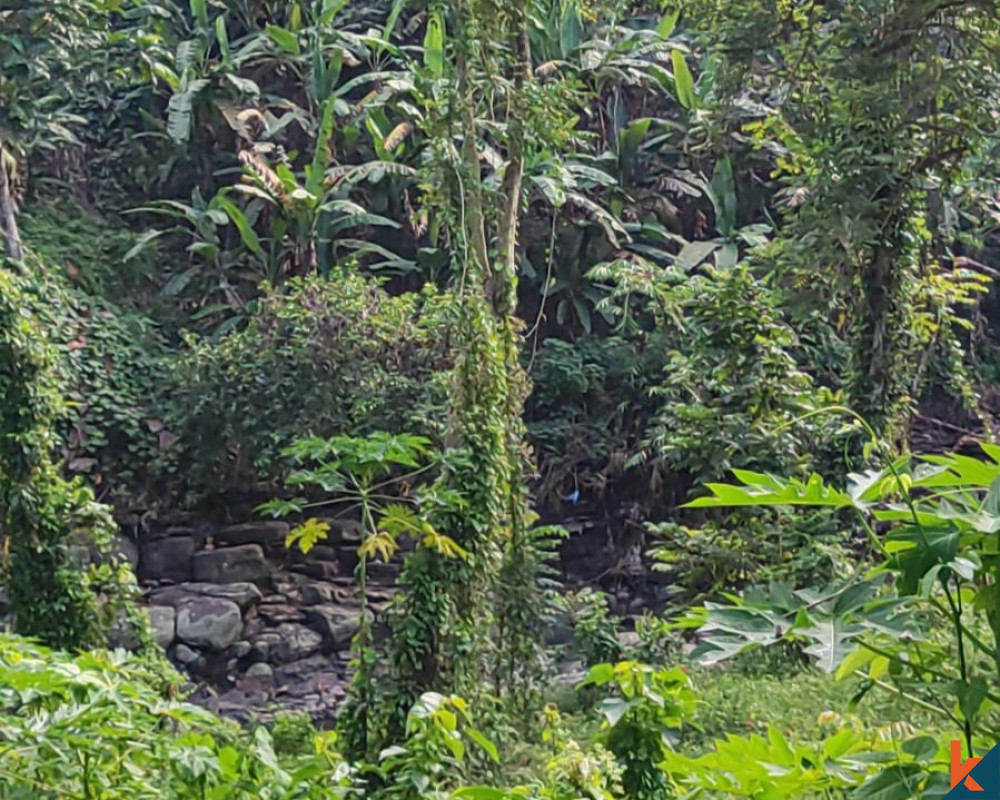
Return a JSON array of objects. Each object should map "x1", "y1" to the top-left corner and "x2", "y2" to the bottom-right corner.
[
  {"x1": 0, "y1": 635, "x2": 352, "y2": 798},
  {"x1": 526, "y1": 335, "x2": 656, "y2": 505},
  {"x1": 634, "y1": 265, "x2": 840, "y2": 483},
  {"x1": 0, "y1": 265, "x2": 120, "y2": 649},
  {"x1": 160, "y1": 272, "x2": 453, "y2": 496}
]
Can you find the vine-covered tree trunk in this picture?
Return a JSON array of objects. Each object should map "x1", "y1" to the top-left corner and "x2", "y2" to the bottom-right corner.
[
  {"x1": 0, "y1": 270, "x2": 102, "y2": 649},
  {"x1": 0, "y1": 150, "x2": 23, "y2": 260}
]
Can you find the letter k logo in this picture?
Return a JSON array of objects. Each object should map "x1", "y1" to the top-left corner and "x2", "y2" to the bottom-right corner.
[{"x1": 952, "y1": 741, "x2": 985, "y2": 792}]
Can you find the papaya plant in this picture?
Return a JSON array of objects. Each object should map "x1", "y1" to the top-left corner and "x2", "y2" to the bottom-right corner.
[
  {"x1": 258, "y1": 431, "x2": 467, "y2": 757},
  {"x1": 679, "y1": 418, "x2": 1000, "y2": 760}
]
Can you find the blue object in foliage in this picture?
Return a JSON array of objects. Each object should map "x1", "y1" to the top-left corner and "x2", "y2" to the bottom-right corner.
[{"x1": 567, "y1": 489, "x2": 580, "y2": 505}]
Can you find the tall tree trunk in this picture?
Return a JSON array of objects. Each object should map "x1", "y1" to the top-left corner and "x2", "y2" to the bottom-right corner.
[{"x1": 0, "y1": 149, "x2": 24, "y2": 261}]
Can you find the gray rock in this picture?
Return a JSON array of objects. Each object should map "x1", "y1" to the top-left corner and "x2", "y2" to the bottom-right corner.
[
  {"x1": 292, "y1": 544, "x2": 338, "y2": 563},
  {"x1": 174, "y1": 643, "x2": 201, "y2": 664},
  {"x1": 299, "y1": 582, "x2": 335, "y2": 606},
  {"x1": 107, "y1": 611, "x2": 142, "y2": 650},
  {"x1": 140, "y1": 537, "x2": 196, "y2": 582},
  {"x1": 289, "y1": 562, "x2": 340, "y2": 580},
  {"x1": 193, "y1": 545, "x2": 270, "y2": 584},
  {"x1": 149, "y1": 582, "x2": 263, "y2": 612},
  {"x1": 272, "y1": 623, "x2": 324, "y2": 664},
  {"x1": 216, "y1": 521, "x2": 289, "y2": 548},
  {"x1": 258, "y1": 603, "x2": 305, "y2": 624},
  {"x1": 111, "y1": 534, "x2": 140, "y2": 570},
  {"x1": 304, "y1": 604, "x2": 370, "y2": 650},
  {"x1": 176, "y1": 597, "x2": 243, "y2": 651},
  {"x1": 148, "y1": 605, "x2": 176, "y2": 649},
  {"x1": 250, "y1": 635, "x2": 276, "y2": 662},
  {"x1": 316, "y1": 519, "x2": 363, "y2": 546},
  {"x1": 231, "y1": 640, "x2": 252, "y2": 659},
  {"x1": 245, "y1": 662, "x2": 274, "y2": 680}
]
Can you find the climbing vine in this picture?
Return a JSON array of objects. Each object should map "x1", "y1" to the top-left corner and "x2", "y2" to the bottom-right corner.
[{"x1": 0, "y1": 264, "x2": 141, "y2": 650}]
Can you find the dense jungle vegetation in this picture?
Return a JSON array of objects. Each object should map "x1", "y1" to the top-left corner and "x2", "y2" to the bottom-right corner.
[{"x1": 5, "y1": 0, "x2": 1000, "y2": 797}]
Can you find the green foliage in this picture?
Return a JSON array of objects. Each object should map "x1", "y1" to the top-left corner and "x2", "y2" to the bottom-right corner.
[
  {"x1": 525, "y1": 335, "x2": 654, "y2": 503},
  {"x1": 0, "y1": 265, "x2": 138, "y2": 649},
  {"x1": 604, "y1": 263, "x2": 839, "y2": 483},
  {"x1": 22, "y1": 262, "x2": 166, "y2": 496},
  {"x1": 664, "y1": 721, "x2": 942, "y2": 799},
  {"x1": 681, "y1": 434, "x2": 1000, "y2": 749},
  {"x1": 580, "y1": 661, "x2": 696, "y2": 800},
  {"x1": 649, "y1": 508, "x2": 853, "y2": 599},
  {"x1": 0, "y1": 634, "x2": 354, "y2": 798},
  {"x1": 378, "y1": 692, "x2": 500, "y2": 800},
  {"x1": 553, "y1": 589, "x2": 623, "y2": 667},
  {"x1": 691, "y1": 0, "x2": 1000, "y2": 436},
  {"x1": 164, "y1": 273, "x2": 451, "y2": 495},
  {"x1": 261, "y1": 430, "x2": 468, "y2": 758},
  {"x1": 19, "y1": 201, "x2": 156, "y2": 300},
  {"x1": 269, "y1": 712, "x2": 320, "y2": 757}
]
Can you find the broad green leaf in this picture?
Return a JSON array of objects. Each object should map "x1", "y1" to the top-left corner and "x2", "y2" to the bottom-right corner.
[
  {"x1": 801, "y1": 616, "x2": 862, "y2": 673},
  {"x1": 424, "y1": 12, "x2": 445, "y2": 78},
  {"x1": 453, "y1": 789, "x2": 511, "y2": 800},
  {"x1": 559, "y1": 1, "x2": 584, "y2": 57},
  {"x1": 657, "y1": 9, "x2": 680, "y2": 38},
  {"x1": 851, "y1": 764, "x2": 922, "y2": 800},
  {"x1": 216, "y1": 197, "x2": 266, "y2": 264},
  {"x1": 672, "y1": 49, "x2": 696, "y2": 109},
  {"x1": 465, "y1": 728, "x2": 500, "y2": 763},
  {"x1": 266, "y1": 25, "x2": 301, "y2": 56}
]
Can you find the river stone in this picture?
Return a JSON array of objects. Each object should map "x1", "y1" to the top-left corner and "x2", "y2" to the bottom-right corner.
[
  {"x1": 148, "y1": 605, "x2": 176, "y2": 649},
  {"x1": 315, "y1": 519, "x2": 362, "y2": 546},
  {"x1": 299, "y1": 582, "x2": 335, "y2": 606},
  {"x1": 245, "y1": 662, "x2": 274, "y2": 680},
  {"x1": 258, "y1": 603, "x2": 305, "y2": 624},
  {"x1": 272, "y1": 623, "x2": 323, "y2": 663},
  {"x1": 216, "y1": 521, "x2": 289, "y2": 548},
  {"x1": 176, "y1": 597, "x2": 243, "y2": 651},
  {"x1": 140, "y1": 536, "x2": 195, "y2": 582},
  {"x1": 231, "y1": 640, "x2": 252, "y2": 659},
  {"x1": 193, "y1": 544, "x2": 269, "y2": 584},
  {"x1": 174, "y1": 643, "x2": 201, "y2": 664},
  {"x1": 148, "y1": 581, "x2": 263, "y2": 612},
  {"x1": 304, "y1": 604, "x2": 371, "y2": 650},
  {"x1": 251, "y1": 633, "x2": 280, "y2": 662}
]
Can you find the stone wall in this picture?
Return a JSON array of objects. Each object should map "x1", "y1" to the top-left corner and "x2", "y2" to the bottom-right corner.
[{"x1": 134, "y1": 516, "x2": 397, "y2": 724}]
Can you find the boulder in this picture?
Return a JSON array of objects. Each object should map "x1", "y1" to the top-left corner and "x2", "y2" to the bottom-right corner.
[
  {"x1": 304, "y1": 604, "x2": 370, "y2": 650},
  {"x1": 148, "y1": 605, "x2": 176, "y2": 649},
  {"x1": 193, "y1": 545, "x2": 269, "y2": 584},
  {"x1": 148, "y1": 581, "x2": 263, "y2": 612},
  {"x1": 174, "y1": 643, "x2": 201, "y2": 665},
  {"x1": 250, "y1": 632, "x2": 281, "y2": 662},
  {"x1": 291, "y1": 544, "x2": 338, "y2": 563},
  {"x1": 315, "y1": 519, "x2": 363, "y2": 546},
  {"x1": 140, "y1": 537, "x2": 195, "y2": 582},
  {"x1": 258, "y1": 603, "x2": 305, "y2": 625},
  {"x1": 299, "y1": 582, "x2": 335, "y2": 606},
  {"x1": 289, "y1": 562, "x2": 340, "y2": 580},
  {"x1": 230, "y1": 640, "x2": 252, "y2": 659},
  {"x1": 271, "y1": 623, "x2": 323, "y2": 664},
  {"x1": 110, "y1": 534, "x2": 140, "y2": 570},
  {"x1": 107, "y1": 612, "x2": 142, "y2": 650},
  {"x1": 176, "y1": 597, "x2": 243, "y2": 651},
  {"x1": 245, "y1": 662, "x2": 274, "y2": 680},
  {"x1": 216, "y1": 521, "x2": 289, "y2": 548}
]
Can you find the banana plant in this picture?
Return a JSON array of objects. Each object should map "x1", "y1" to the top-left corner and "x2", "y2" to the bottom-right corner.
[
  {"x1": 231, "y1": 96, "x2": 404, "y2": 279},
  {"x1": 148, "y1": 0, "x2": 263, "y2": 144}
]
